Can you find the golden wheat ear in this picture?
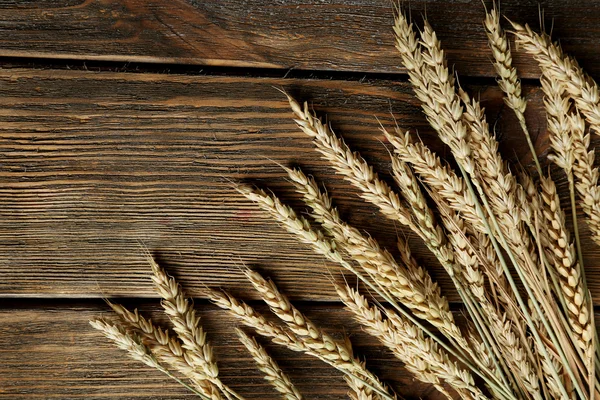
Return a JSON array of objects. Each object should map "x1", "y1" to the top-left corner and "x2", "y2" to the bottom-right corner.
[
  {"x1": 90, "y1": 319, "x2": 214, "y2": 400},
  {"x1": 236, "y1": 329, "x2": 304, "y2": 400}
]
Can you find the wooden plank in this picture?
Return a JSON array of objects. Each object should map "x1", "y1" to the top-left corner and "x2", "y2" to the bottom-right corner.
[
  {"x1": 0, "y1": 68, "x2": 598, "y2": 301},
  {"x1": 0, "y1": 0, "x2": 599, "y2": 79},
  {"x1": 0, "y1": 300, "x2": 444, "y2": 399}
]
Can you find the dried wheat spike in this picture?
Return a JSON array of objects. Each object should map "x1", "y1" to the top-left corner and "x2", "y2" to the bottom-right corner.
[
  {"x1": 382, "y1": 127, "x2": 482, "y2": 236},
  {"x1": 539, "y1": 176, "x2": 593, "y2": 356},
  {"x1": 106, "y1": 301, "x2": 223, "y2": 399},
  {"x1": 389, "y1": 149, "x2": 462, "y2": 281},
  {"x1": 459, "y1": 89, "x2": 541, "y2": 272},
  {"x1": 244, "y1": 268, "x2": 394, "y2": 399},
  {"x1": 512, "y1": 22, "x2": 600, "y2": 133},
  {"x1": 484, "y1": 5, "x2": 526, "y2": 117},
  {"x1": 393, "y1": 13, "x2": 475, "y2": 175},
  {"x1": 90, "y1": 319, "x2": 164, "y2": 370},
  {"x1": 237, "y1": 184, "x2": 348, "y2": 267},
  {"x1": 541, "y1": 76, "x2": 575, "y2": 173},
  {"x1": 236, "y1": 329, "x2": 304, "y2": 400},
  {"x1": 204, "y1": 287, "x2": 307, "y2": 353},
  {"x1": 284, "y1": 166, "x2": 462, "y2": 347},
  {"x1": 244, "y1": 268, "x2": 350, "y2": 359},
  {"x1": 148, "y1": 257, "x2": 220, "y2": 380},
  {"x1": 148, "y1": 258, "x2": 245, "y2": 400},
  {"x1": 283, "y1": 94, "x2": 412, "y2": 227},
  {"x1": 570, "y1": 113, "x2": 600, "y2": 245},
  {"x1": 336, "y1": 284, "x2": 485, "y2": 400},
  {"x1": 430, "y1": 192, "x2": 541, "y2": 399},
  {"x1": 205, "y1": 287, "x2": 391, "y2": 399}
]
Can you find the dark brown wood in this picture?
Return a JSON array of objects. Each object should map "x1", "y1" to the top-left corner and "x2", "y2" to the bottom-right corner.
[
  {"x1": 0, "y1": 301, "x2": 446, "y2": 399},
  {"x1": 1, "y1": 68, "x2": 599, "y2": 302},
  {"x1": 1, "y1": 1, "x2": 600, "y2": 79}
]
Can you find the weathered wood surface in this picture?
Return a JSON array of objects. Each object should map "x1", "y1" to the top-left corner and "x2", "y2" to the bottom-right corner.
[
  {"x1": 2, "y1": 0, "x2": 600, "y2": 79},
  {"x1": 0, "y1": 300, "x2": 445, "y2": 399},
  {"x1": 3, "y1": 68, "x2": 597, "y2": 301}
]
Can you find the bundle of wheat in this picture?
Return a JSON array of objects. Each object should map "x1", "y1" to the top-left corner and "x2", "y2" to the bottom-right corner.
[{"x1": 92, "y1": 3, "x2": 600, "y2": 399}]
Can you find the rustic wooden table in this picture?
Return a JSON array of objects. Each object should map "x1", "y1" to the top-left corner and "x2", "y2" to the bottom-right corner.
[{"x1": 2, "y1": 1, "x2": 600, "y2": 399}]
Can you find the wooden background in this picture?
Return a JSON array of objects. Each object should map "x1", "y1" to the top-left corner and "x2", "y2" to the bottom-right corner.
[{"x1": 3, "y1": 0, "x2": 600, "y2": 398}]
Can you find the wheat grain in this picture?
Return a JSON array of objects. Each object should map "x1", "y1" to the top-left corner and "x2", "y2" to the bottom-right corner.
[{"x1": 236, "y1": 329, "x2": 303, "y2": 400}]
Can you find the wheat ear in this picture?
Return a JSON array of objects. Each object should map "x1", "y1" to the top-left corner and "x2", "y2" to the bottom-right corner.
[
  {"x1": 203, "y1": 287, "x2": 307, "y2": 353},
  {"x1": 540, "y1": 176, "x2": 593, "y2": 354},
  {"x1": 243, "y1": 268, "x2": 393, "y2": 398},
  {"x1": 147, "y1": 257, "x2": 243, "y2": 400},
  {"x1": 283, "y1": 95, "x2": 412, "y2": 227},
  {"x1": 204, "y1": 287, "x2": 392, "y2": 400},
  {"x1": 570, "y1": 113, "x2": 600, "y2": 246},
  {"x1": 393, "y1": 13, "x2": 475, "y2": 175},
  {"x1": 539, "y1": 74, "x2": 595, "y2": 359},
  {"x1": 236, "y1": 329, "x2": 303, "y2": 400},
  {"x1": 244, "y1": 268, "x2": 350, "y2": 358},
  {"x1": 335, "y1": 284, "x2": 484, "y2": 400},
  {"x1": 283, "y1": 166, "x2": 461, "y2": 346},
  {"x1": 90, "y1": 319, "x2": 211, "y2": 400},
  {"x1": 484, "y1": 4, "x2": 541, "y2": 175},
  {"x1": 511, "y1": 22, "x2": 600, "y2": 133},
  {"x1": 106, "y1": 301, "x2": 223, "y2": 399}
]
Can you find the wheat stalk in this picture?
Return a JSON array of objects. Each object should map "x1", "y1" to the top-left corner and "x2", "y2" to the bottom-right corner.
[{"x1": 236, "y1": 329, "x2": 304, "y2": 400}]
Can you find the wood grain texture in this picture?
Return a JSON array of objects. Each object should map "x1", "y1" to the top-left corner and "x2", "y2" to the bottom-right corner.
[
  {"x1": 0, "y1": 300, "x2": 446, "y2": 399},
  {"x1": 1, "y1": 0, "x2": 600, "y2": 79},
  {"x1": 2, "y1": 67, "x2": 600, "y2": 301}
]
